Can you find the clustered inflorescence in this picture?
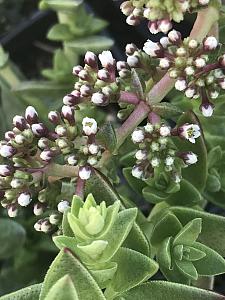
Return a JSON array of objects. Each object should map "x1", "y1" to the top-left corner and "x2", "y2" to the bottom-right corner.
[
  {"x1": 131, "y1": 121, "x2": 200, "y2": 181},
  {"x1": 143, "y1": 32, "x2": 225, "y2": 116},
  {"x1": 0, "y1": 23, "x2": 224, "y2": 232},
  {"x1": 120, "y1": 0, "x2": 210, "y2": 33}
]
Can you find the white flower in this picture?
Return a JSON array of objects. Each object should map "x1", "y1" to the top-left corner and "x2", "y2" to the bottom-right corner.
[
  {"x1": 34, "y1": 221, "x2": 42, "y2": 232},
  {"x1": 25, "y1": 106, "x2": 38, "y2": 121},
  {"x1": 87, "y1": 156, "x2": 98, "y2": 166},
  {"x1": 88, "y1": 144, "x2": 99, "y2": 155},
  {"x1": 132, "y1": 165, "x2": 143, "y2": 179},
  {"x1": 131, "y1": 129, "x2": 145, "y2": 143},
  {"x1": 55, "y1": 125, "x2": 67, "y2": 136},
  {"x1": 200, "y1": 103, "x2": 214, "y2": 117},
  {"x1": 175, "y1": 79, "x2": 187, "y2": 91},
  {"x1": 199, "y1": 0, "x2": 209, "y2": 5},
  {"x1": 18, "y1": 192, "x2": 32, "y2": 207},
  {"x1": 210, "y1": 91, "x2": 219, "y2": 99},
  {"x1": 49, "y1": 213, "x2": 60, "y2": 225},
  {"x1": 179, "y1": 123, "x2": 201, "y2": 143},
  {"x1": 31, "y1": 123, "x2": 45, "y2": 136},
  {"x1": 185, "y1": 66, "x2": 195, "y2": 76},
  {"x1": 143, "y1": 40, "x2": 161, "y2": 57},
  {"x1": 151, "y1": 157, "x2": 160, "y2": 167},
  {"x1": 33, "y1": 203, "x2": 44, "y2": 216},
  {"x1": 159, "y1": 125, "x2": 171, "y2": 137},
  {"x1": 204, "y1": 36, "x2": 218, "y2": 50},
  {"x1": 41, "y1": 220, "x2": 51, "y2": 233},
  {"x1": 67, "y1": 155, "x2": 77, "y2": 165},
  {"x1": 148, "y1": 22, "x2": 160, "y2": 34},
  {"x1": 79, "y1": 166, "x2": 92, "y2": 180},
  {"x1": 219, "y1": 79, "x2": 225, "y2": 89},
  {"x1": 125, "y1": 44, "x2": 137, "y2": 55},
  {"x1": 151, "y1": 142, "x2": 159, "y2": 152},
  {"x1": 61, "y1": 105, "x2": 73, "y2": 118},
  {"x1": 168, "y1": 30, "x2": 181, "y2": 43},
  {"x1": 158, "y1": 20, "x2": 172, "y2": 34},
  {"x1": 135, "y1": 150, "x2": 147, "y2": 161},
  {"x1": 176, "y1": 47, "x2": 186, "y2": 56},
  {"x1": 195, "y1": 57, "x2": 206, "y2": 68},
  {"x1": 0, "y1": 165, "x2": 13, "y2": 176},
  {"x1": 82, "y1": 117, "x2": 98, "y2": 135},
  {"x1": 160, "y1": 37, "x2": 170, "y2": 48},
  {"x1": 7, "y1": 205, "x2": 18, "y2": 218},
  {"x1": 144, "y1": 123, "x2": 154, "y2": 133},
  {"x1": 185, "y1": 88, "x2": 195, "y2": 98},
  {"x1": 15, "y1": 134, "x2": 25, "y2": 144},
  {"x1": 40, "y1": 150, "x2": 52, "y2": 162},
  {"x1": 188, "y1": 39, "x2": 198, "y2": 49},
  {"x1": 0, "y1": 144, "x2": 15, "y2": 157},
  {"x1": 184, "y1": 152, "x2": 198, "y2": 165},
  {"x1": 159, "y1": 58, "x2": 170, "y2": 69},
  {"x1": 91, "y1": 92, "x2": 105, "y2": 105},
  {"x1": 127, "y1": 55, "x2": 139, "y2": 67},
  {"x1": 165, "y1": 156, "x2": 175, "y2": 166},
  {"x1": 99, "y1": 51, "x2": 114, "y2": 68},
  {"x1": 58, "y1": 200, "x2": 70, "y2": 213}
]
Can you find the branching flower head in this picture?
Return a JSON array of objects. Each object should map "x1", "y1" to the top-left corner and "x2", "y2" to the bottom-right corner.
[{"x1": 120, "y1": 0, "x2": 211, "y2": 33}]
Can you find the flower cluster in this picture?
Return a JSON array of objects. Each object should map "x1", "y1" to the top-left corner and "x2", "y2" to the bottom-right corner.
[
  {"x1": 0, "y1": 102, "x2": 103, "y2": 231},
  {"x1": 65, "y1": 51, "x2": 119, "y2": 106},
  {"x1": 143, "y1": 32, "x2": 225, "y2": 116},
  {"x1": 131, "y1": 121, "x2": 200, "y2": 181},
  {"x1": 120, "y1": 0, "x2": 210, "y2": 34}
]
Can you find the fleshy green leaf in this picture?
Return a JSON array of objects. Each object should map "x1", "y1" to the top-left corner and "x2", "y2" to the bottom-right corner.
[
  {"x1": 143, "y1": 179, "x2": 202, "y2": 206},
  {"x1": 39, "y1": 0, "x2": 82, "y2": 11},
  {"x1": 170, "y1": 207, "x2": 225, "y2": 256},
  {"x1": 173, "y1": 218, "x2": 202, "y2": 246},
  {"x1": 44, "y1": 275, "x2": 78, "y2": 300},
  {"x1": 157, "y1": 237, "x2": 172, "y2": 270},
  {"x1": 183, "y1": 246, "x2": 206, "y2": 261},
  {"x1": 175, "y1": 260, "x2": 198, "y2": 281},
  {"x1": 0, "y1": 218, "x2": 26, "y2": 259},
  {"x1": 193, "y1": 242, "x2": 225, "y2": 276},
  {"x1": 115, "y1": 281, "x2": 225, "y2": 300},
  {"x1": 123, "y1": 167, "x2": 147, "y2": 196},
  {"x1": 105, "y1": 247, "x2": 158, "y2": 299},
  {"x1": 40, "y1": 248, "x2": 106, "y2": 300},
  {"x1": 65, "y1": 36, "x2": 114, "y2": 54},
  {"x1": 151, "y1": 213, "x2": 182, "y2": 247},
  {"x1": 47, "y1": 24, "x2": 74, "y2": 41},
  {"x1": 0, "y1": 46, "x2": 9, "y2": 69},
  {"x1": 0, "y1": 284, "x2": 41, "y2": 300}
]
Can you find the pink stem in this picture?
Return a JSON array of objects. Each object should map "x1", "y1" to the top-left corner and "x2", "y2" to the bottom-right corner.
[
  {"x1": 119, "y1": 91, "x2": 140, "y2": 105},
  {"x1": 75, "y1": 177, "x2": 85, "y2": 199}
]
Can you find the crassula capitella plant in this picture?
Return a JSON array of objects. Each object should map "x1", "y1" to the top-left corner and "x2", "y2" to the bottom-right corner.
[{"x1": 2, "y1": 0, "x2": 225, "y2": 299}]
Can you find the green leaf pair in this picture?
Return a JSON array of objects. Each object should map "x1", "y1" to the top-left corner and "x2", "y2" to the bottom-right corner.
[{"x1": 150, "y1": 212, "x2": 225, "y2": 284}]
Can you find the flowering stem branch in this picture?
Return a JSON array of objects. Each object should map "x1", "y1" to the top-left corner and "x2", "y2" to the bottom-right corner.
[
  {"x1": 115, "y1": 101, "x2": 150, "y2": 149},
  {"x1": 146, "y1": 5, "x2": 220, "y2": 107},
  {"x1": 75, "y1": 177, "x2": 85, "y2": 199}
]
